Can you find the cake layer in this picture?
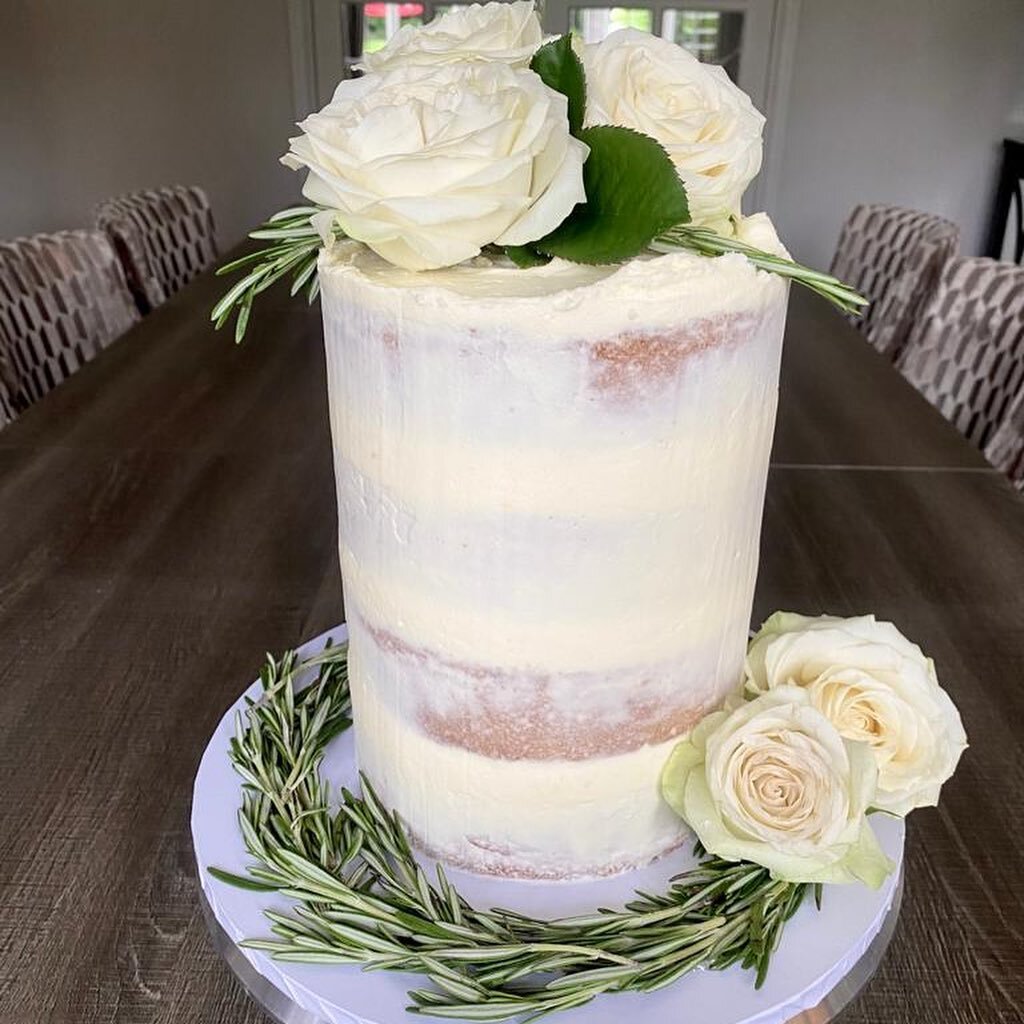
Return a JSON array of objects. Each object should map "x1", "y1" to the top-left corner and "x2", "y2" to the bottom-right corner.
[
  {"x1": 337, "y1": 541, "x2": 755, "y2": 674},
  {"x1": 320, "y1": 248, "x2": 786, "y2": 456},
  {"x1": 329, "y1": 320, "x2": 780, "y2": 517},
  {"x1": 347, "y1": 611, "x2": 735, "y2": 760},
  {"x1": 323, "y1": 212, "x2": 786, "y2": 331},
  {"x1": 335, "y1": 467, "x2": 769, "y2": 672},
  {"x1": 350, "y1": 655, "x2": 688, "y2": 880}
]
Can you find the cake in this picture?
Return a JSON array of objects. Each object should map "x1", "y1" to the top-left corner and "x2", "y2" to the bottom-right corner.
[{"x1": 320, "y1": 214, "x2": 789, "y2": 879}]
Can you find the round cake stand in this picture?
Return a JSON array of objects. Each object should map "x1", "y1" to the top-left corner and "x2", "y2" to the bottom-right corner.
[{"x1": 193, "y1": 626, "x2": 905, "y2": 1024}]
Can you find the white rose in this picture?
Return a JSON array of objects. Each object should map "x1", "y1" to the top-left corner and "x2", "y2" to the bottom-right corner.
[
  {"x1": 746, "y1": 613, "x2": 968, "y2": 817},
  {"x1": 662, "y1": 687, "x2": 892, "y2": 886},
  {"x1": 582, "y1": 29, "x2": 764, "y2": 231},
  {"x1": 359, "y1": 1, "x2": 542, "y2": 72},
  {"x1": 282, "y1": 62, "x2": 587, "y2": 271}
]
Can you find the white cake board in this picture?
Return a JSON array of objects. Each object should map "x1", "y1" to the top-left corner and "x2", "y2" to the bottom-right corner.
[{"x1": 192, "y1": 625, "x2": 904, "y2": 1024}]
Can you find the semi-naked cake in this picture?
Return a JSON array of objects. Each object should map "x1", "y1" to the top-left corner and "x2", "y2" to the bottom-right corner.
[{"x1": 320, "y1": 213, "x2": 789, "y2": 880}]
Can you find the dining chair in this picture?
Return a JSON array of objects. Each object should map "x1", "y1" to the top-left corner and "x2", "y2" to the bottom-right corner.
[
  {"x1": 984, "y1": 386, "x2": 1024, "y2": 489},
  {"x1": 830, "y1": 204, "x2": 960, "y2": 360},
  {"x1": 0, "y1": 231, "x2": 140, "y2": 409},
  {"x1": 0, "y1": 370, "x2": 15, "y2": 430},
  {"x1": 94, "y1": 185, "x2": 218, "y2": 313},
  {"x1": 897, "y1": 257, "x2": 1024, "y2": 461}
]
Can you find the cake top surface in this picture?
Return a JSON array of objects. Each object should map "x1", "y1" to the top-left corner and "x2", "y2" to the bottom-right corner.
[{"x1": 319, "y1": 213, "x2": 789, "y2": 327}]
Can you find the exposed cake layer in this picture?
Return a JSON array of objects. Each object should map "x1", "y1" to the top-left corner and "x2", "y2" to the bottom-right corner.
[
  {"x1": 328, "y1": 308, "x2": 780, "y2": 519},
  {"x1": 319, "y1": 216, "x2": 789, "y2": 877},
  {"x1": 350, "y1": 654, "x2": 689, "y2": 880},
  {"x1": 348, "y1": 611, "x2": 728, "y2": 760}
]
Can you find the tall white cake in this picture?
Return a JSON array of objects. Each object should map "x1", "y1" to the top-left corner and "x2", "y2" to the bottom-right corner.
[{"x1": 320, "y1": 214, "x2": 789, "y2": 879}]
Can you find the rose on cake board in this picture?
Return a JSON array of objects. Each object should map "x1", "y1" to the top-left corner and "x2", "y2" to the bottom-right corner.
[{"x1": 201, "y1": 4, "x2": 967, "y2": 1019}]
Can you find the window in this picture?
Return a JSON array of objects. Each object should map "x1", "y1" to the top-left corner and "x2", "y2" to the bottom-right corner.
[
  {"x1": 571, "y1": 7, "x2": 743, "y2": 81},
  {"x1": 349, "y1": 3, "x2": 748, "y2": 86},
  {"x1": 360, "y1": 3, "x2": 425, "y2": 60},
  {"x1": 663, "y1": 10, "x2": 744, "y2": 81},
  {"x1": 570, "y1": 8, "x2": 654, "y2": 43}
]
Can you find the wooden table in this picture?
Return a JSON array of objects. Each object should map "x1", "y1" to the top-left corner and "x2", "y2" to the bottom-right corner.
[{"x1": 1, "y1": 261, "x2": 1021, "y2": 1024}]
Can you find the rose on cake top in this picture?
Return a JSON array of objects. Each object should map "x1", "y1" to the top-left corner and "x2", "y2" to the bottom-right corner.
[
  {"x1": 282, "y1": 61, "x2": 588, "y2": 272},
  {"x1": 357, "y1": 0, "x2": 543, "y2": 71},
  {"x1": 583, "y1": 29, "x2": 765, "y2": 234}
]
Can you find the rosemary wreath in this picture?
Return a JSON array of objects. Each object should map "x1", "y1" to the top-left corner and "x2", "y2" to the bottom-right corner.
[{"x1": 210, "y1": 640, "x2": 820, "y2": 1022}]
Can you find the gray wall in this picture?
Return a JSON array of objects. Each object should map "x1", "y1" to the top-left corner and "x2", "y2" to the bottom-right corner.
[
  {"x1": 0, "y1": 0, "x2": 301, "y2": 246},
  {"x1": 772, "y1": 0, "x2": 1024, "y2": 268}
]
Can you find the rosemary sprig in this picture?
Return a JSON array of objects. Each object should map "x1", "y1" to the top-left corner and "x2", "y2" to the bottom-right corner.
[
  {"x1": 211, "y1": 206, "x2": 866, "y2": 343},
  {"x1": 211, "y1": 641, "x2": 817, "y2": 1021},
  {"x1": 210, "y1": 206, "x2": 333, "y2": 343},
  {"x1": 653, "y1": 224, "x2": 868, "y2": 314}
]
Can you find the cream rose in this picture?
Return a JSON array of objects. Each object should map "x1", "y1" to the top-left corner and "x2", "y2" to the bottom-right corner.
[
  {"x1": 662, "y1": 687, "x2": 892, "y2": 886},
  {"x1": 582, "y1": 29, "x2": 764, "y2": 231},
  {"x1": 281, "y1": 62, "x2": 587, "y2": 271},
  {"x1": 359, "y1": 1, "x2": 543, "y2": 72},
  {"x1": 746, "y1": 613, "x2": 967, "y2": 817}
]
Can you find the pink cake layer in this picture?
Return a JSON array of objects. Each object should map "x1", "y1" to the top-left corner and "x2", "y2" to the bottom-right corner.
[{"x1": 356, "y1": 613, "x2": 733, "y2": 760}]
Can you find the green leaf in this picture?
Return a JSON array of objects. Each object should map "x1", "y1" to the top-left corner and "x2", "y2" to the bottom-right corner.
[
  {"x1": 503, "y1": 245, "x2": 552, "y2": 269},
  {"x1": 529, "y1": 35, "x2": 585, "y2": 135},
  {"x1": 534, "y1": 126, "x2": 690, "y2": 265}
]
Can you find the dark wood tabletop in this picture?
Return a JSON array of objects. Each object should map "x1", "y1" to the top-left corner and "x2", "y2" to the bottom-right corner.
[{"x1": 1, "y1": 257, "x2": 1021, "y2": 1024}]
